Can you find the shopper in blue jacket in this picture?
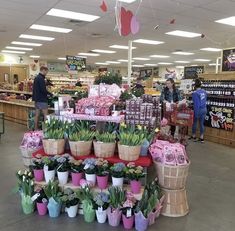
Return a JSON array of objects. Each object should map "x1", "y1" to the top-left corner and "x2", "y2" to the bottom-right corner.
[{"x1": 191, "y1": 79, "x2": 207, "y2": 143}]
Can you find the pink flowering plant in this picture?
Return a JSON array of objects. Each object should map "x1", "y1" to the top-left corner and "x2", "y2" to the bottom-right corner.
[
  {"x1": 121, "y1": 191, "x2": 137, "y2": 216},
  {"x1": 95, "y1": 158, "x2": 110, "y2": 177},
  {"x1": 125, "y1": 162, "x2": 145, "y2": 181}
]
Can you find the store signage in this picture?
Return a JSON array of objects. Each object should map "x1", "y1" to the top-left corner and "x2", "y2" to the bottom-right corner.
[
  {"x1": 222, "y1": 48, "x2": 235, "y2": 72},
  {"x1": 205, "y1": 106, "x2": 234, "y2": 131},
  {"x1": 66, "y1": 55, "x2": 86, "y2": 72},
  {"x1": 184, "y1": 66, "x2": 204, "y2": 79}
]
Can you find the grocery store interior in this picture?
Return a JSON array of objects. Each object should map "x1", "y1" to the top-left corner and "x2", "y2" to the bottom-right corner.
[{"x1": 0, "y1": 0, "x2": 235, "y2": 231}]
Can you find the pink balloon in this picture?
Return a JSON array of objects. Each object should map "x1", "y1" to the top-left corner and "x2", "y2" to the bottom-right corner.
[{"x1": 131, "y1": 16, "x2": 140, "y2": 35}]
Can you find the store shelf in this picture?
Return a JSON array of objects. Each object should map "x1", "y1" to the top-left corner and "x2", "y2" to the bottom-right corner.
[
  {"x1": 0, "y1": 89, "x2": 32, "y2": 95},
  {"x1": 0, "y1": 99, "x2": 34, "y2": 108}
]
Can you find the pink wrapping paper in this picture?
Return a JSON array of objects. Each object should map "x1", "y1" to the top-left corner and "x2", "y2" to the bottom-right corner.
[{"x1": 20, "y1": 131, "x2": 43, "y2": 149}]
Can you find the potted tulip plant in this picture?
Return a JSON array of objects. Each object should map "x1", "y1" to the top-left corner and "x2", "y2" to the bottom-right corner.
[
  {"x1": 118, "y1": 124, "x2": 145, "y2": 161},
  {"x1": 31, "y1": 158, "x2": 44, "y2": 182},
  {"x1": 125, "y1": 163, "x2": 145, "y2": 194},
  {"x1": 76, "y1": 186, "x2": 95, "y2": 223},
  {"x1": 35, "y1": 187, "x2": 48, "y2": 216},
  {"x1": 44, "y1": 181, "x2": 63, "y2": 218},
  {"x1": 121, "y1": 192, "x2": 137, "y2": 230},
  {"x1": 56, "y1": 155, "x2": 71, "y2": 185},
  {"x1": 69, "y1": 121, "x2": 95, "y2": 157},
  {"x1": 42, "y1": 156, "x2": 57, "y2": 183},
  {"x1": 94, "y1": 192, "x2": 110, "y2": 224},
  {"x1": 70, "y1": 159, "x2": 84, "y2": 186},
  {"x1": 42, "y1": 119, "x2": 66, "y2": 155},
  {"x1": 16, "y1": 170, "x2": 35, "y2": 215},
  {"x1": 62, "y1": 188, "x2": 79, "y2": 218},
  {"x1": 94, "y1": 123, "x2": 117, "y2": 158},
  {"x1": 140, "y1": 126, "x2": 155, "y2": 156},
  {"x1": 110, "y1": 162, "x2": 126, "y2": 188},
  {"x1": 83, "y1": 158, "x2": 97, "y2": 185},
  {"x1": 96, "y1": 158, "x2": 110, "y2": 190},
  {"x1": 107, "y1": 186, "x2": 126, "y2": 227}
]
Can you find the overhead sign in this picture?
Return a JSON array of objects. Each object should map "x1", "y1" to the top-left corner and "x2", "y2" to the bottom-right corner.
[
  {"x1": 222, "y1": 48, "x2": 235, "y2": 72},
  {"x1": 66, "y1": 55, "x2": 86, "y2": 72},
  {"x1": 184, "y1": 66, "x2": 204, "y2": 79},
  {"x1": 205, "y1": 105, "x2": 234, "y2": 131}
]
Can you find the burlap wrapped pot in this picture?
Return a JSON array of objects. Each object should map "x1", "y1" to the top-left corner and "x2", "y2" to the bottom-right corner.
[
  {"x1": 42, "y1": 139, "x2": 65, "y2": 156},
  {"x1": 69, "y1": 140, "x2": 92, "y2": 157},
  {"x1": 93, "y1": 141, "x2": 116, "y2": 158},
  {"x1": 118, "y1": 143, "x2": 141, "y2": 161}
]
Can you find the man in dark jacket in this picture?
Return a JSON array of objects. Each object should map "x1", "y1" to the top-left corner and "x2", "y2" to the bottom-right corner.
[{"x1": 32, "y1": 66, "x2": 52, "y2": 130}]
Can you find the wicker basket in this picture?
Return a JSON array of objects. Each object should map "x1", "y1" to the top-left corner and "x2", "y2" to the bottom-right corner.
[
  {"x1": 69, "y1": 140, "x2": 92, "y2": 157},
  {"x1": 94, "y1": 141, "x2": 116, "y2": 158},
  {"x1": 161, "y1": 188, "x2": 189, "y2": 217},
  {"x1": 42, "y1": 139, "x2": 65, "y2": 156},
  {"x1": 19, "y1": 147, "x2": 40, "y2": 167},
  {"x1": 154, "y1": 161, "x2": 190, "y2": 190},
  {"x1": 118, "y1": 143, "x2": 141, "y2": 161}
]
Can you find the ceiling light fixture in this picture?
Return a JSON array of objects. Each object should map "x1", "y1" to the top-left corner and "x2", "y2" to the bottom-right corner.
[
  {"x1": 109, "y1": 45, "x2": 136, "y2": 50},
  {"x1": 194, "y1": 59, "x2": 210, "y2": 62},
  {"x1": 216, "y1": 16, "x2": 235, "y2": 27},
  {"x1": 78, "y1": 52, "x2": 100, "y2": 57},
  {"x1": 150, "y1": 55, "x2": 170, "y2": 58},
  {"x1": 176, "y1": 66, "x2": 185, "y2": 69},
  {"x1": 118, "y1": 0, "x2": 137, "y2": 3},
  {"x1": 144, "y1": 64, "x2": 158, "y2": 66},
  {"x1": 133, "y1": 64, "x2": 144, "y2": 67},
  {"x1": 200, "y1": 48, "x2": 222, "y2": 52},
  {"x1": 166, "y1": 30, "x2": 201, "y2": 38},
  {"x1": 133, "y1": 39, "x2": 164, "y2": 45},
  {"x1": 172, "y1": 51, "x2": 194, "y2": 55},
  {"x1": 30, "y1": 24, "x2": 72, "y2": 33},
  {"x1": 1, "y1": 50, "x2": 26, "y2": 54},
  {"x1": 209, "y1": 63, "x2": 221, "y2": 66},
  {"x1": 19, "y1": 34, "x2": 54, "y2": 41},
  {"x1": 11, "y1": 41, "x2": 42, "y2": 46},
  {"x1": 106, "y1": 61, "x2": 121, "y2": 64},
  {"x1": 5, "y1": 46, "x2": 32, "y2": 51},
  {"x1": 30, "y1": 55, "x2": 40, "y2": 58},
  {"x1": 133, "y1": 57, "x2": 150, "y2": 61},
  {"x1": 158, "y1": 62, "x2": 173, "y2": 65},
  {"x1": 58, "y1": 57, "x2": 66, "y2": 60},
  {"x1": 118, "y1": 59, "x2": 134, "y2": 62},
  {"x1": 95, "y1": 62, "x2": 110, "y2": 65},
  {"x1": 47, "y1": 8, "x2": 100, "y2": 22},
  {"x1": 174, "y1": 61, "x2": 190, "y2": 64},
  {"x1": 92, "y1": 49, "x2": 116, "y2": 54}
]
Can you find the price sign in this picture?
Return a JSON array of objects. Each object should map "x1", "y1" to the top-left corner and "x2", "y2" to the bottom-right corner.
[
  {"x1": 184, "y1": 66, "x2": 204, "y2": 79},
  {"x1": 66, "y1": 55, "x2": 86, "y2": 72}
]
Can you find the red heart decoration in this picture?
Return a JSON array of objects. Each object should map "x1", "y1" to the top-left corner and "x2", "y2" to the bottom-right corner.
[
  {"x1": 100, "y1": 1, "x2": 107, "y2": 12},
  {"x1": 121, "y1": 7, "x2": 133, "y2": 36}
]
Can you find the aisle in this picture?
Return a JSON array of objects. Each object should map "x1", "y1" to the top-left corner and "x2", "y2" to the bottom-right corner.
[{"x1": 0, "y1": 122, "x2": 234, "y2": 231}]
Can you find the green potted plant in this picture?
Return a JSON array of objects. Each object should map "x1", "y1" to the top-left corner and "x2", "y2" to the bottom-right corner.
[
  {"x1": 110, "y1": 162, "x2": 126, "y2": 188},
  {"x1": 35, "y1": 187, "x2": 48, "y2": 216},
  {"x1": 140, "y1": 126, "x2": 155, "y2": 156},
  {"x1": 42, "y1": 119, "x2": 66, "y2": 155},
  {"x1": 15, "y1": 170, "x2": 35, "y2": 215},
  {"x1": 107, "y1": 186, "x2": 126, "y2": 227},
  {"x1": 56, "y1": 155, "x2": 71, "y2": 185},
  {"x1": 44, "y1": 181, "x2": 63, "y2": 218},
  {"x1": 42, "y1": 156, "x2": 57, "y2": 183},
  {"x1": 70, "y1": 159, "x2": 84, "y2": 186},
  {"x1": 94, "y1": 122, "x2": 117, "y2": 158},
  {"x1": 83, "y1": 158, "x2": 97, "y2": 185},
  {"x1": 76, "y1": 186, "x2": 95, "y2": 223},
  {"x1": 125, "y1": 162, "x2": 145, "y2": 194},
  {"x1": 95, "y1": 158, "x2": 110, "y2": 190},
  {"x1": 31, "y1": 158, "x2": 44, "y2": 182},
  {"x1": 62, "y1": 188, "x2": 79, "y2": 218},
  {"x1": 94, "y1": 192, "x2": 110, "y2": 224},
  {"x1": 94, "y1": 72, "x2": 122, "y2": 86},
  {"x1": 118, "y1": 124, "x2": 145, "y2": 161},
  {"x1": 68, "y1": 121, "x2": 95, "y2": 157}
]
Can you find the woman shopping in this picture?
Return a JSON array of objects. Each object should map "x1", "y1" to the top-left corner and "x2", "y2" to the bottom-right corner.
[
  {"x1": 160, "y1": 78, "x2": 181, "y2": 136},
  {"x1": 191, "y1": 79, "x2": 207, "y2": 143}
]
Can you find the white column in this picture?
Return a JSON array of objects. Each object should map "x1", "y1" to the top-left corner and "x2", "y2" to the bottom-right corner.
[
  {"x1": 127, "y1": 40, "x2": 133, "y2": 86},
  {"x1": 216, "y1": 57, "x2": 221, "y2": 74}
]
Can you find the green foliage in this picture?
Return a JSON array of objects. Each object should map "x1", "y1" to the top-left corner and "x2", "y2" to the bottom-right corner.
[
  {"x1": 120, "y1": 91, "x2": 133, "y2": 101},
  {"x1": 69, "y1": 159, "x2": 84, "y2": 173},
  {"x1": 44, "y1": 181, "x2": 63, "y2": 203},
  {"x1": 95, "y1": 132, "x2": 116, "y2": 143},
  {"x1": 131, "y1": 87, "x2": 145, "y2": 97},
  {"x1": 42, "y1": 156, "x2": 57, "y2": 171},
  {"x1": 15, "y1": 170, "x2": 34, "y2": 196},
  {"x1": 44, "y1": 128, "x2": 64, "y2": 139},
  {"x1": 95, "y1": 158, "x2": 109, "y2": 176},
  {"x1": 61, "y1": 188, "x2": 79, "y2": 208},
  {"x1": 94, "y1": 72, "x2": 122, "y2": 86},
  {"x1": 76, "y1": 186, "x2": 94, "y2": 208},
  {"x1": 69, "y1": 130, "x2": 95, "y2": 142},
  {"x1": 125, "y1": 163, "x2": 145, "y2": 181},
  {"x1": 108, "y1": 186, "x2": 126, "y2": 209}
]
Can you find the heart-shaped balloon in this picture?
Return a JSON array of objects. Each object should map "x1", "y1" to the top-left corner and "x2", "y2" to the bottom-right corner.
[
  {"x1": 100, "y1": 1, "x2": 107, "y2": 12},
  {"x1": 131, "y1": 15, "x2": 140, "y2": 35},
  {"x1": 121, "y1": 7, "x2": 133, "y2": 36}
]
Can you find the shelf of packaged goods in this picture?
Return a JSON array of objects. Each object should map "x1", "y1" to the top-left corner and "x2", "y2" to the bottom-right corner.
[
  {"x1": 0, "y1": 89, "x2": 32, "y2": 95},
  {"x1": 186, "y1": 94, "x2": 235, "y2": 100},
  {"x1": 0, "y1": 99, "x2": 34, "y2": 108}
]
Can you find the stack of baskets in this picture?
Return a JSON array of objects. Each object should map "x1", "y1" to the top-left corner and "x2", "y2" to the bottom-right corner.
[{"x1": 154, "y1": 161, "x2": 190, "y2": 217}]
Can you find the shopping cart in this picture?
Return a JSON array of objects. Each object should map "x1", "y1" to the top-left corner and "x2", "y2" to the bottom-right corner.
[{"x1": 163, "y1": 103, "x2": 194, "y2": 145}]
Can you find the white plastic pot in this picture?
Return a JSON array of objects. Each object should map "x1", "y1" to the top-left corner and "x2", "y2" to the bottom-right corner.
[
  {"x1": 44, "y1": 169, "x2": 55, "y2": 183},
  {"x1": 112, "y1": 177, "x2": 124, "y2": 188},
  {"x1": 85, "y1": 173, "x2": 96, "y2": 185},
  {"x1": 57, "y1": 171, "x2": 69, "y2": 185},
  {"x1": 96, "y1": 209, "x2": 107, "y2": 224},
  {"x1": 66, "y1": 204, "x2": 78, "y2": 218}
]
